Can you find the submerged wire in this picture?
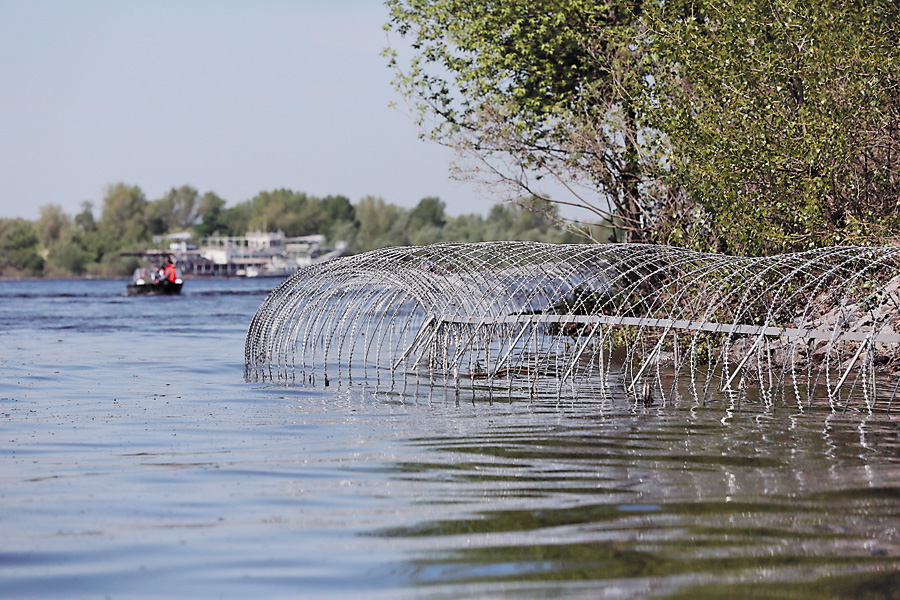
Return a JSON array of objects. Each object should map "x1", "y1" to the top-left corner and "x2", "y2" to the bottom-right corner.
[{"x1": 245, "y1": 242, "x2": 900, "y2": 411}]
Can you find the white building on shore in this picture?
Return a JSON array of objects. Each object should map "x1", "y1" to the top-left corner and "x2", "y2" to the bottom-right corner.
[{"x1": 174, "y1": 231, "x2": 347, "y2": 277}]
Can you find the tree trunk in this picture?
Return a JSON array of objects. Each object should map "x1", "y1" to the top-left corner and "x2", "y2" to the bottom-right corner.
[{"x1": 621, "y1": 102, "x2": 644, "y2": 243}]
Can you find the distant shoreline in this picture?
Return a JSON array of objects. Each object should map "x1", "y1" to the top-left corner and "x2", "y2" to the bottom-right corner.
[{"x1": 0, "y1": 274, "x2": 284, "y2": 282}]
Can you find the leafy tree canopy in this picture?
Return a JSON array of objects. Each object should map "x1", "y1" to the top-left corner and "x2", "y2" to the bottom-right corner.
[
  {"x1": 2, "y1": 185, "x2": 602, "y2": 278},
  {"x1": 0, "y1": 218, "x2": 44, "y2": 276},
  {"x1": 387, "y1": 0, "x2": 900, "y2": 255},
  {"x1": 100, "y1": 183, "x2": 151, "y2": 246},
  {"x1": 385, "y1": 0, "x2": 663, "y2": 243},
  {"x1": 647, "y1": 0, "x2": 900, "y2": 253}
]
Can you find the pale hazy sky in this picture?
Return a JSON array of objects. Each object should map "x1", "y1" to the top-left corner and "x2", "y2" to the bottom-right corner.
[{"x1": 0, "y1": 0, "x2": 482, "y2": 221}]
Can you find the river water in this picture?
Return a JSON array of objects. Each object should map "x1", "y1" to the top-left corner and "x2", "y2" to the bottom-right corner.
[{"x1": 2, "y1": 278, "x2": 899, "y2": 599}]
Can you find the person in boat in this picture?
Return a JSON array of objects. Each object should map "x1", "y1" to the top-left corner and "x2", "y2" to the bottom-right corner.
[{"x1": 162, "y1": 256, "x2": 177, "y2": 283}]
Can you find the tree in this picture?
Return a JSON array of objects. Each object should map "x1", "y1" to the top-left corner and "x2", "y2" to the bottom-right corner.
[
  {"x1": 69, "y1": 202, "x2": 106, "y2": 266},
  {"x1": 218, "y1": 201, "x2": 253, "y2": 238},
  {"x1": 442, "y1": 213, "x2": 487, "y2": 242},
  {"x1": 74, "y1": 202, "x2": 97, "y2": 233},
  {"x1": 405, "y1": 197, "x2": 447, "y2": 245},
  {"x1": 172, "y1": 185, "x2": 201, "y2": 230},
  {"x1": 0, "y1": 219, "x2": 44, "y2": 275},
  {"x1": 246, "y1": 189, "x2": 327, "y2": 237},
  {"x1": 388, "y1": 1, "x2": 900, "y2": 254},
  {"x1": 482, "y1": 197, "x2": 583, "y2": 242},
  {"x1": 321, "y1": 195, "x2": 355, "y2": 227},
  {"x1": 36, "y1": 204, "x2": 71, "y2": 249},
  {"x1": 194, "y1": 192, "x2": 229, "y2": 238},
  {"x1": 100, "y1": 183, "x2": 151, "y2": 246},
  {"x1": 47, "y1": 240, "x2": 88, "y2": 275},
  {"x1": 353, "y1": 195, "x2": 409, "y2": 252},
  {"x1": 153, "y1": 185, "x2": 201, "y2": 232},
  {"x1": 647, "y1": 0, "x2": 900, "y2": 254},
  {"x1": 318, "y1": 195, "x2": 357, "y2": 244},
  {"x1": 385, "y1": 0, "x2": 672, "y2": 242},
  {"x1": 408, "y1": 196, "x2": 447, "y2": 230}
]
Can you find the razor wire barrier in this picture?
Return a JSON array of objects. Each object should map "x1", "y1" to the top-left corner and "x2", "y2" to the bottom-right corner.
[{"x1": 245, "y1": 242, "x2": 900, "y2": 411}]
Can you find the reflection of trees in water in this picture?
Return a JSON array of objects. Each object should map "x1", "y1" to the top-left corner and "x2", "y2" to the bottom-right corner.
[{"x1": 370, "y1": 396, "x2": 900, "y2": 595}]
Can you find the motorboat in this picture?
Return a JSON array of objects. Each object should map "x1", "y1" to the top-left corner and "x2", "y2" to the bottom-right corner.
[{"x1": 126, "y1": 263, "x2": 183, "y2": 296}]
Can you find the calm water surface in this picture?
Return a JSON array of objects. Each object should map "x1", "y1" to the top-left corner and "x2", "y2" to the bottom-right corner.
[{"x1": 2, "y1": 278, "x2": 900, "y2": 599}]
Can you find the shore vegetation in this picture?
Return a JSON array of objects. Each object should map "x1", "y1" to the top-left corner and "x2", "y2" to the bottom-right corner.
[
  {"x1": 0, "y1": 185, "x2": 603, "y2": 278},
  {"x1": 385, "y1": 0, "x2": 900, "y2": 255}
]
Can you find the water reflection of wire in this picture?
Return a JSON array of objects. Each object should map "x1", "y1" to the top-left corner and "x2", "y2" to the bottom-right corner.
[{"x1": 823, "y1": 411, "x2": 839, "y2": 466}]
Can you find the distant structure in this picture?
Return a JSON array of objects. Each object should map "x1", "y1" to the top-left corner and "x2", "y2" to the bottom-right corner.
[
  {"x1": 169, "y1": 231, "x2": 347, "y2": 277},
  {"x1": 245, "y1": 242, "x2": 900, "y2": 411}
]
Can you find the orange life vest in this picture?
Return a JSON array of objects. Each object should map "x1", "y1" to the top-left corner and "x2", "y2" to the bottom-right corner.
[{"x1": 164, "y1": 264, "x2": 177, "y2": 282}]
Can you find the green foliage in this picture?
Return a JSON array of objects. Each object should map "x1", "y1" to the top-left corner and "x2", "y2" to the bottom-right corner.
[
  {"x1": 2, "y1": 183, "x2": 583, "y2": 278},
  {"x1": 217, "y1": 201, "x2": 253, "y2": 239},
  {"x1": 246, "y1": 189, "x2": 317, "y2": 236},
  {"x1": 193, "y1": 192, "x2": 230, "y2": 238},
  {"x1": 232, "y1": 190, "x2": 360, "y2": 242},
  {"x1": 100, "y1": 183, "x2": 152, "y2": 246},
  {"x1": 34, "y1": 204, "x2": 93, "y2": 277},
  {"x1": 385, "y1": 0, "x2": 663, "y2": 241},
  {"x1": 71, "y1": 203, "x2": 105, "y2": 265},
  {"x1": 36, "y1": 204, "x2": 70, "y2": 248},
  {"x1": 647, "y1": 0, "x2": 900, "y2": 255},
  {"x1": 0, "y1": 218, "x2": 44, "y2": 276},
  {"x1": 152, "y1": 185, "x2": 201, "y2": 232},
  {"x1": 46, "y1": 240, "x2": 89, "y2": 276},
  {"x1": 409, "y1": 196, "x2": 446, "y2": 231},
  {"x1": 218, "y1": 190, "x2": 354, "y2": 244},
  {"x1": 353, "y1": 195, "x2": 409, "y2": 252},
  {"x1": 74, "y1": 202, "x2": 97, "y2": 233},
  {"x1": 321, "y1": 195, "x2": 355, "y2": 226},
  {"x1": 483, "y1": 200, "x2": 581, "y2": 243},
  {"x1": 387, "y1": 0, "x2": 900, "y2": 255}
]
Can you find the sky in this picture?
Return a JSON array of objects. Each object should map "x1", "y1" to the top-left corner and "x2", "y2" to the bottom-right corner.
[{"x1": 0, "y1": 1, "x2": 483, "y2": 221}]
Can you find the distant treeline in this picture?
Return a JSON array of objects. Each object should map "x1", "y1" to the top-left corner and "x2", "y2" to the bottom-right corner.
[{"x1": 0, "y1": 183, "x2": 607, "y2": 278}]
